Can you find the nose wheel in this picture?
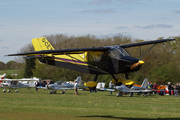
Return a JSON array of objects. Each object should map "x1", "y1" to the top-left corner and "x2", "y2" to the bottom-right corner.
[{"x1": 3, "y1": 89, "x2": 6, "y2": 93}]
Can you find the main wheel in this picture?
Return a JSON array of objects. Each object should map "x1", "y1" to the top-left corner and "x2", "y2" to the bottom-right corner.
[{"x1": 3, "y1": 89, "x2": 6, "y2": 93}]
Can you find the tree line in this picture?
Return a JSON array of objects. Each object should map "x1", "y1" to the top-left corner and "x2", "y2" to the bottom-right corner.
[
  {"x1": 0, "y1": 61, "x2": 23, "y2": 70},
  {"x1": 7, "y1": 34, "x2": 180, "y2": 86}
]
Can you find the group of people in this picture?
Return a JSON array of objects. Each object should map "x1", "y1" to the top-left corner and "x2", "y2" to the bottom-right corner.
[
  {"x1": 35, "y1": 80, "x2": 54, "y2": 91},
  {"x1": 168, "y1": 82, "x2": 180, "y2": 96},
  {"x1": 148, "y1": 82, "x2": 180, "y2": 96}
]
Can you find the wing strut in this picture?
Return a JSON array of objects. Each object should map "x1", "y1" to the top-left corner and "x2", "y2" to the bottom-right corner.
[{"x1": 139, "y1": 43, "x2": 157, "y2": 59}]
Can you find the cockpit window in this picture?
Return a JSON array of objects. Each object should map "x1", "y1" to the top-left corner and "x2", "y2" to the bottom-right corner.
[
  {"x1": 55, "y1": 81, "x2": 64, "y2": 85},
  {"x1": 116, "y1": 46, "x2": 130, "y2": 56},
  {"x1": 107, "y1": 46, "x2": 130, "y2": 59}
]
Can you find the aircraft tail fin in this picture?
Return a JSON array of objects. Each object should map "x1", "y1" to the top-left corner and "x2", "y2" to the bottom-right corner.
[
  {"x1": 76, "y1": 76, "x2": 81, "y2": 85},
  {"x1": 32, "y1": 37, "x2": 54, "y2": 51},
  {"x1": 141, "y1": 78, "x2": 148, "y2": 89},
  {"x1": 1, "y1": 73, "x2": 6, "y2": 80}
]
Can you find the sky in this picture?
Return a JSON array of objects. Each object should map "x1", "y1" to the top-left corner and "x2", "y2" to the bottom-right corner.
[{"x1": 0, "y1": 0, "x2": 180, "y2": 63}]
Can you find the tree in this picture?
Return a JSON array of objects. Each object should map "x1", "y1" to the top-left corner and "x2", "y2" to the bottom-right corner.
[
  {"x1": 6, "y1": 61, "x2": 22, "y2": 69},
  {"x1": 0, "y1": 61, "x2": 6, "y2": 70},
  {"x1": 23, "y1": 58, "x2": 35, "y2": 78}
]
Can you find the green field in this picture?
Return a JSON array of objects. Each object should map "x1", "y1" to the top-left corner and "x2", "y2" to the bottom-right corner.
[
  {"x1": 0, "y1": 88, "x2": 180, "y2": 120},
  {"x1": 0, "y1": 69, "x2": 20, "y2": 75}
]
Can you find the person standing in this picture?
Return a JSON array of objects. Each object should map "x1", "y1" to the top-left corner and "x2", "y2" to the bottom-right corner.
[
  {"x1": 74, "y1": 80, "x2": 79, "y2": 96},
  {"x1": 168, "y1": 82, "x2": 172, "y2": 96},
  {"x1": 153, "y1": 83, "x2": 157, "y2": 94},
  {"x1": 109, "y1": 81, "x2": 113, "y2": 94},
  {"x1": 174, "y1": 83, "x2": 178, "y2": 97},
  {"x1": 178, "y1": 83, "x2": 180, "y2": 95}
]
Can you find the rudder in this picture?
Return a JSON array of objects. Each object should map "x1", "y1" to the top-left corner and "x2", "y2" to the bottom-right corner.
[
  {"x1": 141, "y1": 78, "x2": 148, "y2": 89},
  {"x1": 32, "y1": 37, "x2": 54, "y2": 51},
  {"x1": 76, "y1": 76, "x2": 81, "y2": 85}
]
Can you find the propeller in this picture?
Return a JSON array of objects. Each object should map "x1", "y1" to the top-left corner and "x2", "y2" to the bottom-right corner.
[
  {"x1": 130, "y1": 60, "x2": 144, "y2": 70},
  {"x1": 130, "y1": 56, "x2": 150, "y2": 70}
]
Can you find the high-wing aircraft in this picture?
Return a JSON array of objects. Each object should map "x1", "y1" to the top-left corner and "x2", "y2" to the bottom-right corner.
[
  {"x1": 0, "y1": 73, "x2": 40, "y2": 93},
  {"x1": 6, "y1": 37, "x2": 176, "y2": 90},
  {"x1": 38, "y1": 76, "x2": 82, "y2": 94},
  {"x1": 101, "y1": 78, "x2": 152, "y2": 97},
  {"x1": 39, "y1": 76, "x2": 82, "y2": 94}
]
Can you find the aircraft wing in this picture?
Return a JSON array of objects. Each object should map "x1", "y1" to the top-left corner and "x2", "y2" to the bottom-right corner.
[
  {"x1": 0, "y1": 78, "x2": 39, "y2": 81},
  {"x1": 37, "y1": 86, "x2": 48, "y2": 89},
  {"x1": 38, "y1": 86, "x2": 74, "y2": 90},
  {"x1": 0, "y1": 79, "x2": 12, "y2": 81},
  {"x1": 120, "y1": 39, "x2": 175, "y2": 48},
  {"x1": 6, "y1": 39, "x2": 175, "y2": 56},
  {"x1": 100, "y1": 88, "x2": 115, "y2": 91},
  {"x1": 126, "y1": 89, "x2": 153, "y2": 93},
  {"x1": 6, "y1": 47, "x2": 108, "y2": 56},
  {"x1": 53, "y1": 87, "x2": 74, "y2": 90}
]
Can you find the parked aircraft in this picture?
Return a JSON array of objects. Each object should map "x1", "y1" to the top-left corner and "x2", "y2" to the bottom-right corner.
[
  {"x1": 101, "y1": 78, "x2": 152, "y2": 97},
  {"x1": 38, "y1": 76, "x2": 82, "y2": 94},
  {"x1": 0, "y1": 73, "x2": 40, "y2": 93},
  {"x1": 6, "y1": 37, "x2": 176, "y2": 91}
]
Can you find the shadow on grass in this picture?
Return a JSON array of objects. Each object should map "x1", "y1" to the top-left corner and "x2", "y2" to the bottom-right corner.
[{"x1": 80, "y1": 115, "x2": 179, "y2": 120}]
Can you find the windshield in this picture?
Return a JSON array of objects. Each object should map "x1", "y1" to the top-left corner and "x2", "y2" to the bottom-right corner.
[{"x1": 107, "y1": 46, "x2": 130, "y2": 59}]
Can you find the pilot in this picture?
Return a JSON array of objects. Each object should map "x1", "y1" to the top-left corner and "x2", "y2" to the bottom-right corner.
[{"x1": 74, "y1": 80, "x2": 79, "y2": 96}]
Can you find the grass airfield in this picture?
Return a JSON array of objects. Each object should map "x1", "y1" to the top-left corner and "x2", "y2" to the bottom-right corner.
[{"x1": 0, "y1": 88, "x2": 180, "y2": 120}]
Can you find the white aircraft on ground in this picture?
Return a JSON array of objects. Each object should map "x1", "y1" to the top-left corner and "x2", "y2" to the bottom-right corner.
[
  {"x1": 0, "y1": 73, "x2": 40, "y2": 93},
  {"x1": 38, "y1": 76, "x2": 82, "y2": 94},
  {"x1": 101, "y1": 78, "x2": 152, "y2": 97}
]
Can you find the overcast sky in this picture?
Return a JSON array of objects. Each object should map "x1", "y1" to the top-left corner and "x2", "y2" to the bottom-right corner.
[{"x1": 0, "y1": 0, "x2": 180, "y2": 63}]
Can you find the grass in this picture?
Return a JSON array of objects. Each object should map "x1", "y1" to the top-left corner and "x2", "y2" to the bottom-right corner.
[
  {"x1": 0, "y1": 88, "x2": 180, "y2": 120},
  {"x1": 0, "y1": 69, "x2": 21, "y2": 75}
]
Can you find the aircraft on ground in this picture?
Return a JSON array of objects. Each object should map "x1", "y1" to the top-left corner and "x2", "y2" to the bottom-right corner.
[
  {"x1": 6, "y1": 37, "x2": 176, "y2": 93},
  {"x1": 0, "y1": 73, "x2": 40, "y2": 93},
  {"x1": 38, "y1": 76, "x2": 82, "y2": 94},
  {"x1": 101, "y1": 78, "x2": 152, "y2": 97}
]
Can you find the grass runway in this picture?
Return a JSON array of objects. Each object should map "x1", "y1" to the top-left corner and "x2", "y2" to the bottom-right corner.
[{"x1": 0, "y1": 88, "x2": 180, "y2": 120}]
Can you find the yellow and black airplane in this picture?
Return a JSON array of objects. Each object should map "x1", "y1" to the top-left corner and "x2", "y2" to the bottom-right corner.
[{"x1": 6, "y1": 37, "x2": 176, "y2": 89}]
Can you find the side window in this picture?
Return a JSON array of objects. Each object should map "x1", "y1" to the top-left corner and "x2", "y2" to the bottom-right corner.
[{"x1": 87, "y1": 51, "x2": 108, "y2": 69}]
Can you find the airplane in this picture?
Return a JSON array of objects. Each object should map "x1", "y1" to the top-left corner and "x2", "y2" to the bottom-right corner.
[
  {"x1": 101, "y1": 78, "x2": 152, "y2": 97},
  {"x1": 38, "y1": 76, "x2": 82, "y2": 94},
  {"x1": 6, "y1": 37, "x2": 176, "y2": 92},
  {"x1": 0, "y1": 73, "x2": 40, "y2": 93}
]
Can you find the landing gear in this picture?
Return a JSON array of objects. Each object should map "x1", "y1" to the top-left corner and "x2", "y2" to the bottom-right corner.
[
  {"x1": 129, "y1": 92, "x2": 133, "y2": 97},
  {"x1": 116, "y1": 92, "x2": 123, "y2": 97},
  {"x1": 49, "y1": 90, "x2": 57, "y2": 94},
  {"x1": 3, "y1": 89, "x2": 6, "y2": 93},
  {"x1": 15, "y1": 90, "x2": 18, "y2": 93},
  {"x1": 61, "y1": 91, "x2": 65, "y2": 94},
  {"x1": 7, "y1": 90, "x2": 11, "y2": 93}
]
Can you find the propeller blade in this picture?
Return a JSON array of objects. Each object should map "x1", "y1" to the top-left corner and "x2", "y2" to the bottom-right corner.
[{"x1": 142, "y1": 56, "x2": 150, "y2": 62}]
